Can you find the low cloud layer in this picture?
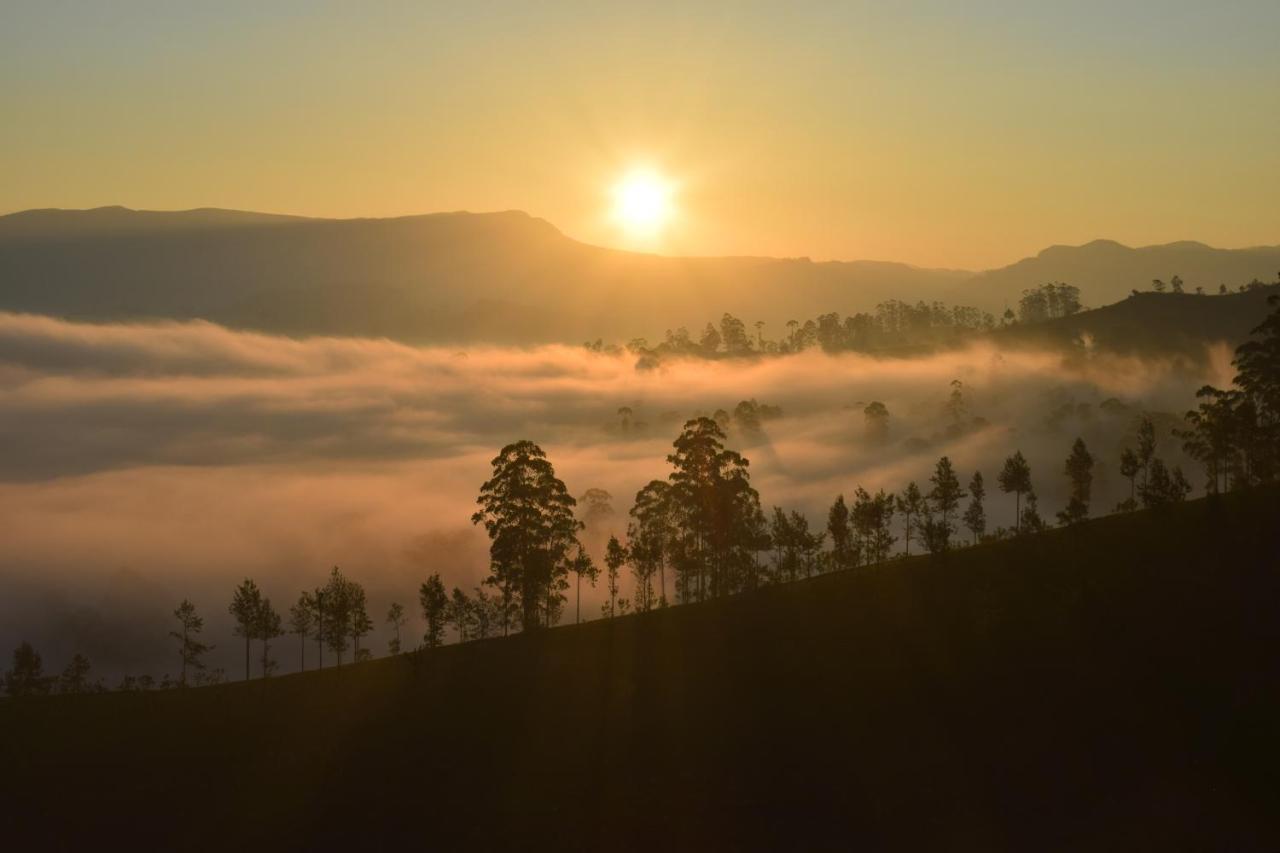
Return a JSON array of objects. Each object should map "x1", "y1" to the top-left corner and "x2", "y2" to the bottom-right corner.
[{"x1": 0, "y1": 312, "x2": 1229, "y2": 679}]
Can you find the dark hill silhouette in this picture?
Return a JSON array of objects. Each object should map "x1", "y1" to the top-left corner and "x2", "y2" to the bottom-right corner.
[
  {"x1": 995, "y1": 284, "x2": 1280, "y2": 358},
  {"x1": 2, "y1": 206, "x2": 1278, "y2": 345},
  {"x1": 3, "y1": 488, "x2": 1278, "y2": 850}
]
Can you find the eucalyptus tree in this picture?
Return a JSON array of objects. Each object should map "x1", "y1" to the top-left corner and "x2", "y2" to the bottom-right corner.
[
  {"x1": 419, "y1": 573, "x2": 448, "y2": 648},
  {"x1": 385, "y1": 602, "x2": 406, "y2": 655},
  {"x1": 998, "y1": 451, "x2": 1033, "y2": 533},
  {"x1": 852, "y1": 487, "x2": 896, "y2": 563},
  {"x1": 603, "y1": 536, "x2": 626, "y2": 618},
  {"x1": 570, "y1": 545, "x2": 599, "y2": 624},
  {"x1": 1058, "y1": 438, "x2": 1095, "y2": 525},
  {"x1": 256, "y1": 598, "x2": 284, "y2": 678},
  {"x1": 347, "y1": 582, "x2": 373, "y2": 662},
  {"x1": 963, "y1": 471, "x2": 986, "y2": 545},
  {"x1": 896, "y1": 482, "x2": 925, "y2": 556},
  {"x1": 629, "y1": 480, "x2": 674, "y2": 605},
  {"x1": 60, "y1": 654, "x2": 92, "y2": 694},
  {"x1": 288, "y1": 592, "x2": 316, "y2": 671},
  {"x1": 229, "y1": 579, "x2": 263, "y2": 681},
  {"x1": 926, "y1": 456, "x2": 966, "y2": 551},
  {"x1": 826, "y1": 494, "x2": 856, "y2": 572},
  {"x1": 472, "y1": 441, "x2": 584, "y2": 632},
  {"x1": 170, "y1": 600, "x2": 210, "y2": 688},
  {"x1": 322, "y1": 567, "x2": 354, "y2": 665}
]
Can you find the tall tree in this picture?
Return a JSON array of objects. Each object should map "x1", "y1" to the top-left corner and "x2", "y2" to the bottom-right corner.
[
  {"x1": 863, "y1": 402, "x2": 890, "y2": 444},
  {"x1": 926, "y1": 456, "x2": 966, "y2": 551},
  {"x1": 827, "y1": 494, "x2": 857, "y2": 571},
  {"x1": 1118, "y1": 448, "x2": 1140, "y2": 512},
  {"x1": 59, "y1": 654, "x2": 92, "y2": 694},
  {"x1": 229, "y1": 579, "x2": 263, "y2": 681},
  {"x1": 665, "y1": 417, "x2": 761, "y2": 600},
  {"x1": 896, "y1": 482, "x2": 925, "y2": 556},
  {"x1": 256, "y1": 598, "x2": 284, "y2": 678},
  {"x1": 386, "y1": 602, "x2": 406, "y2": 655},
  {"x1": 4, "y1": 642, "x2": 49, "y2": 697},
  {"x1": 1232, "y1": 294, "x2": 1280, "y2": 482},
  {"x1": 1136, "y1": 416, "x2": 1157, "y2": 493},
  {"x1": 1058, "y1": 438, "x2": 1095, "y2": 525},
  {"x1": 170, "y1": 600, "x2": 210, "y2": 688},
  {"x1": 347, "y1": 583, "x2": 373, "y2": 662},
  {"x1": 963, "y1": 471, "x2": 986, "y2": 545},
  {"x1": 448, "y1": 588, "x2": 474, "y2": 642},
  {"x1": 570, "y1": 545, "x2": 599, "y2": 624},
  {"x1": 288, "y1": 592, "x2": 315, "y2": 672},
  {"x1": 629, "y1": 480, "x2": 674, "y2": 605},
  {"x1": 603, "y1": 536, "x2": 626, "y2": 618},
  {"x1": 577, "y1": 488, "x2": 615, "y2": 531},
  {"x1": 852, "y1": 487, "x2": 896, "y2": 563},
  {"x1": 998, "y1": 451, "x2": 1033, "y2": 533},
  {"x1": 472, "y1": 441, "x2": 583, "y2": 632},
  {"x1": 321, "y1": 567, "x2": 354, "y2": 665},
  {"x1": 419, "y1": 573, "x2": 449, "y2": 649}
]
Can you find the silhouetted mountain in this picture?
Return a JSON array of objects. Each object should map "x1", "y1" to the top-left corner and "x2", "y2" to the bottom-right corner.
[
  {"x1": 2, "y1": 206, "x2": 1278, "y2": 345},
  {"x1": 4, "y1": 488, "x2": 1278, "y2": 849}
]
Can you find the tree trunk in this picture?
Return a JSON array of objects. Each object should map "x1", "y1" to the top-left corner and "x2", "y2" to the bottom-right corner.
[
  {"x1": 244, "y1": 636, "x2": 250, "y2": 682},
  {"x1": 1015, "y1": 491, "x2": 1022, "y2": 533}
]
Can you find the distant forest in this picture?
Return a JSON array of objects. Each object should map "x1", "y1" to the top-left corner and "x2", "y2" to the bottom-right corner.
[
  {"x1": 6, "y1": 292, "x2": 1277, "y2": 699},
  {"x1": 586, "y1": 277, "x2": 1277, "y2": 363}
]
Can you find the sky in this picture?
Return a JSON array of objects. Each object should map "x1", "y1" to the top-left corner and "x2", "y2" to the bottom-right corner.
[{"x1": 2, "y1": 1, "x2": 1279, "y2": 268}]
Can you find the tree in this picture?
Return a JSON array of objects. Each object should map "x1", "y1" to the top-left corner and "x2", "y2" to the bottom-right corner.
[
  {"x1": 1136, "y1": 416, "x2": 1157, "y2": 493},
  {"x1": 896, "y1": 482, "x2": 925, "y2": 556},
  {"x1": 997, "y1": 451, "x2": 1033, "y2": 533},
  {"x1": 472, "y1": 441, "x2": 583, "y2": 632},
  {"x1": 827, "y1": 494, "x2": 857, "y2": 571},
  {"x1": 1058, "y1": 438, "x2": 1095, "y2": 525},
  {"x1": 288, "y1": 592, "x2": 316, "y2": 672},
  {"x1": 700, "y1": 322, "x2": 722, "y2": 354},
  {"x1": 603, "y1": 536, "x2": 626, "y2": 618},
  {"x1": 419, "y1": 573, "x2": 449, "y2": 648},
  {"x1": 229, "y1": 578, "x2": 264, "y2": 681},
  {"x1": 321, "y1": 567, "x2": 354, "y2": 665},
  {"x1": 927, "y1": 456, "x2": 966, "y2": 550},
  {"x1": 963, "y1": 471, "x2": 986, "y2": 545},
  {"x1": 863, "y1": 402, "x2": 890, "y2": 444},
  {"x1": 347, "y1": 582, "x2": 373, "y2": 662},
  {"x1": 578, "y1": 488, "x2": 615, "y2": 531},
  {"x1": 4, "y1": 642, "x2": 49, "y2": 697},
  {"x1": 570, "y1": 545, "x2": 599, "y2": 624},
  {"x1": 448, "y1": 588, "x2": 474, "y2": 643},
  {"x1": 256, "y1": 597, "x2": 284, "y2": 678},
  {"x1": 60, "y1": 653, "x2": 92, "y2": 694},
  {"x1": 170, "y1": 600, "x2": 210, "y2": 688},
  {"x1": 386, "y1": 602, "x2": 406, "y2": 655},
  {"x1": 852, "y1": 487, "x2": 895, "y2": 563},
  {"x1": 1141, "y1": 459, "x2": 1192, "y2": 507},
  {"x1": 629, "y1": 480, "x2": 674, "y2": 605},
  {"x1": 1231, "y1": 294, "x2": 1280, "y2": 483},
  {"x1": 1020, "y1": 490, "x2": 1046, "y2": 533},
  {"x1": 1118, "y1": 447, "x2": 1140, "y2": 511}
]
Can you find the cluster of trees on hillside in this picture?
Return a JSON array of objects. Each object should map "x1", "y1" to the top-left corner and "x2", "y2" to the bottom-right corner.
[
  {"x1": 1132, "y1": 272, "x2": 1279, "y2": 296},
  {"x1": 583, "y1": 298, "x2": 999, "y2": 364},
  {"x1": 7, "y1": 297, "x2": 1279, "y2": 700}
]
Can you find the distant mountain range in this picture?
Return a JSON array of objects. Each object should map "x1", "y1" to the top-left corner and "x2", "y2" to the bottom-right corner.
[{"x1": 1, "y1": 206, "x2": 1277, "y2": 345}]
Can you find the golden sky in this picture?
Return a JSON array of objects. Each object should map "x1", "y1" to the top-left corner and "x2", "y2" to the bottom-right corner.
[{"x1": 2, "y1": 2, "x2": 1278, "y2": 269}]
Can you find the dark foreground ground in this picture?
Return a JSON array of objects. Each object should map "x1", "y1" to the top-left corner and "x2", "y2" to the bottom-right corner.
[{"x1": 3, "y1": 490, "x2": 1279, "y2": 851}]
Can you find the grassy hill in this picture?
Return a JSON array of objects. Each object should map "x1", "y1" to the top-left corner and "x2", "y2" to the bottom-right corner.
[{"x1": 3, "y1": 488, "x2": 1278, "y2": 850}]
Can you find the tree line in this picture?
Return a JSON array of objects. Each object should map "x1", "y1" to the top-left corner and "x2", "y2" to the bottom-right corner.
[{"x1": 6, "y1": 295, "x2": 1278, "y2": 699}]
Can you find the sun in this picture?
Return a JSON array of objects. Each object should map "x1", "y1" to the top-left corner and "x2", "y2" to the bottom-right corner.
[{"x1": 611, "y1": 168, "x2": 675, "y2": 239}]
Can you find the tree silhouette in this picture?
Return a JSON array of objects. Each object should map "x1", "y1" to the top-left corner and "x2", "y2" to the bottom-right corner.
[
  {"x1": 604, "y1": 536, "x2": 626, "y2": 618},
  {"x1": 472, "y1": 441, "x2": 583, "y2": 632},
  {"x1": 229, "y1": 578, "x2": 263, "y2": 681},
  {"x1": 1058, "y1": 438, "x2": 1094, "y2": 525},
  {"x1": 963, "y1": 471, "x2": 986, "y2": 545},
  {"x1": 863, "y1": 401, "x2": 890, "y2": 444},
  {"x1": 1021, "y1": 490, "x2": 1046, "y2": 533},
  {"x1": 924, "y1": 456, "x2": 966, "y2": 552},
  {"x1": 1141, "y1": 459, "x2": 1192, "y2": 507},
  {"x1": 4, "y1": 642, "x2": 49, "y2": 697},
  {"x1": 852, "y1": 487, "x2": 896, "y2": 563},
  {"x1": 896, "y1": 482, "x2": 924, "y2": 556},
  {"x1": 1231, "y1": 293, "x2": 1280, "y2": 482},
  {"x1": 322, "y1": 567, "x2": 354, "y2": 665},
  {"x1": 59, "y1": 653, "x2": 92, "y2": 694},
  {"x1": 826, "y1": 494, "x2": 857, "y2": 571},
  {"x1": 629, "y1": 480, "x2": 674, "y2": 605},
  {"x1": 998, "y1": 451, "x2": 1033, "y2": 533},
  {"x1": 256, "y1": 597, "x2": 283, "y2": 678},
  {"x1": 347, "y1": 583, "x2": 372, "y2": 662},
  {"x1": 386, "y1": 602, "x2": 406, "y2": 655},
  {"x1": 570, "y1": 545, "x2": 599, "y2": 624},
  {"x1": 1136, "y1": 416, "x2": 1157, "y2": 494},
  {"x1": 170, "y1": 600, "x2": 209, "y2": 688},
  {"x1": 419, "y1": 573, "x2": 448, "y2": 648},
  {"x1": 288, "y1": 592, "x2": 315, "y2": 672},
  {"x1": 1118, "y1": 448, "x2": 1140, "y2": 512},
  {"x1": 448, "y1": 588, "x2": 474, "y2": 642}
]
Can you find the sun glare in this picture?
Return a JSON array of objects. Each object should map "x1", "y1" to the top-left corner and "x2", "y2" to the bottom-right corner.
[{"x1": 611, "y1": 168, "x2": 675, "y2": 239}]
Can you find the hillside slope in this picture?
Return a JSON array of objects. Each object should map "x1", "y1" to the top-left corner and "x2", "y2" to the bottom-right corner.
[
  {"x1": 993, "y1": 285, "x2": 1280, "y2": 358},
  {"x1": 3, "y1": 489, "x2": 1278, "y2": 850}
]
